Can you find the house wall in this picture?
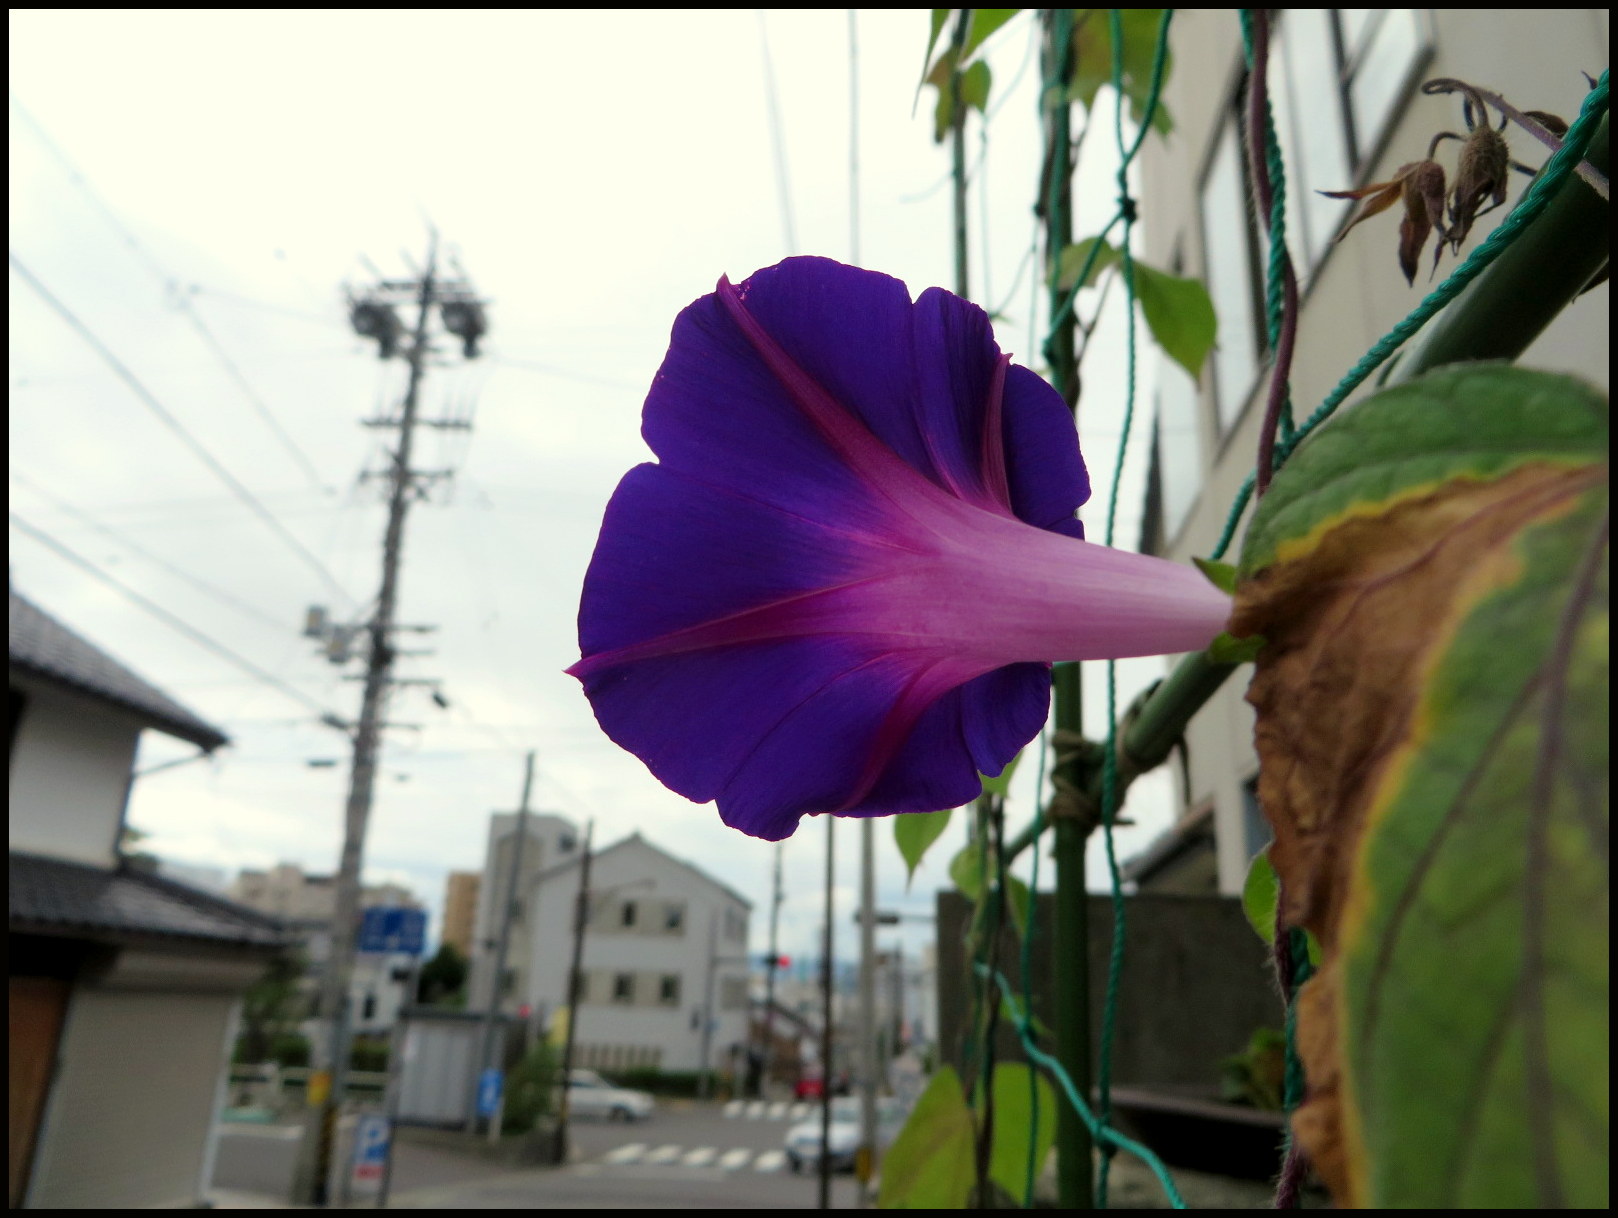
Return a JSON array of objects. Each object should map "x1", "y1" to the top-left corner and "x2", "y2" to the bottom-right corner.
[
  {"x1": 8, "y1": 678, "x2": 139, "y2": 867},
  {"x1": 26, "y1": 974, "x2": 242, "y2": 1208},
  {"x1": 523, "y1": 835, "x2": 751, "y2": 1074},
  {"x1": 1138, "y1": 9, "x2": 1610, "y2": 893}
]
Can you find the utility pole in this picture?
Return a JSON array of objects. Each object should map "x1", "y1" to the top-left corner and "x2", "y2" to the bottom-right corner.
[
  {"x1": 291, "y1": 233, "x2": 486, "y2": 1206},
  {"x1": 818, "y1": 817, "x2": 835, "y2": 1210},
  {"x1": 555, "y1": 821, "x2": 594, "y2": 1164},
  {"x1": 699, "y1": 910, "x2": 719, "y2": 1099},
  {"x1": 759, "y1": 843, "x2": 783, "y2": 1098},
  {"x1": 469, "y1": 751, "x2": 535, "y2": 1140},
  {"x1": 855, "y1": 819, "x2": 878, "y2": 1205}
]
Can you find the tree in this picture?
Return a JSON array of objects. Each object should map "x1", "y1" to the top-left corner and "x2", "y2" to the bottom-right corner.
[
  {"x1": 235, "y1": 949, "x2": 308, "y2": 1063},
  {"x1": 416, "y1": 941, "x2": 468, "y2": 1006}
]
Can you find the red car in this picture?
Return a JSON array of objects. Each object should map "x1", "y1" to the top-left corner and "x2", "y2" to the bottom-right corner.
[{"x1": 794, "y1": 1072, "x2": 824, "y2": 1100}]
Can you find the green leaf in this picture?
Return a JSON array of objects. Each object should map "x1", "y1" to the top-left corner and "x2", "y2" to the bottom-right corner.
[
  {"x1": 985, "y1": 1064, "x2": 1057, "y2": 1206},
  {"x1": 1241, "y1": 847, "x2": 1278, "y2": 945},
  {"x1": 1207, "y1": 631, "x2": 1265, "y2": 665},
  {"x1": 978, "y1": 751, "x2": 1022, "y2": 798},
  {"x1": 1132, "y1": 262, "x2": 1217, "y2": 381},
  {"x1": 1238, "y1": 365, "x2": 1608, "y2": 580},
  {"x1": 1233, "y1": 366, "x2": 1609, "y2": 1206},
  {"x1": 1193, "y1": 556, "x2": 1239, "y2": 594},
  {"x1": 922, "y1": 9, "x2": 951, "y2": 79},
  {"x1": 1067, "y1": 9, "x2": 1174, "y2": 136},
  {"x1": 949, "y1": 839, "x2": 986, "y2": 902},
  {"x1": 895, "y1": 808, "x2": 954, "y2": 888},
  {"x1": 877, "y1": 1066, "x2": 977, "y2": 1208},
  {"x1": 932, "y1": 59, "x2": 993, "y2": 142},
  {"x1": 1053, "y1": 236, "x2": 1121, "y2": 292}
]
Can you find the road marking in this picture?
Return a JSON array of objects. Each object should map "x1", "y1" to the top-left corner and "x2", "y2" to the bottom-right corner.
[
  {"x1": 766, "y1": 1101, "x2": 787, "y2": 1119},
  {"x1": 745, "y1": 1101, "x2": 766, "y2": 1119},
  {"x1": 681, "y1": 1146, "x2": 717, "y2": 1167},
  {"x1": 717, "y1": 1147, "x2": 753, "y2": 1171},
  {"x1": 789, "y1": 1103, "x2": 811, "y2": 1120},
  {"x1": 753, "y1": 1150, "x2": 787, "y2": 1172},
  {"x1": 722, "y1": 1100, "x2": 744, "y2": 1118},
  {"x1": 601, "y1": 1143, "x2": 647, "y2": 1164},
  {"x1": 644, "y1": 1144, "x2": 683, "y2": 1165}
]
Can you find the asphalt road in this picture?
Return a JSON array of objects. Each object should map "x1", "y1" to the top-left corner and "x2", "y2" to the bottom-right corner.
[{"x1": 211, "y1": 1099, "x2": 867, "y2": 1208}]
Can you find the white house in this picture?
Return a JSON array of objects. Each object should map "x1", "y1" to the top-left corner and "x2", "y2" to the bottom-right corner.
[
  {"x1": 8, "y1": 588, "x2": 288, "y2": 1208},
  {"x1": 1131, "y1": 8, "x2": 1609, "y2": 892},
  {"x1": 521, "y1": 832, "x2": 752, "y2": 1077}
]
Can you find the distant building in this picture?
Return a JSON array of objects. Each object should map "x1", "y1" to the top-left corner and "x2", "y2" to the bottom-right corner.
[
  {"x1": 9, "y1": 588, "x2": 287, "y2": 1208},
  {"x1": 520, "y1": 832, "x2": 752, "y2": 1076},
  {"x1": 228, "y1": 862, "x2": 422, "y2": 1035},
  {"x1": 440, "y1": 870, "x2": 479, "y2": 959},
  {"x1": 466, "y1": 810, "x2": 578, "y2": 1016},
  {"x1": 1132, "y1": 9, "x2": 1610, "y2": 892}
]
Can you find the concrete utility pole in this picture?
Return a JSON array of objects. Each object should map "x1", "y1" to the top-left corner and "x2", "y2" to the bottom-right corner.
[
  {"x1": 699, "y1": 909, "x2": 719, "y2": 1099},
  {"x1": 292, "y1": 234, "x2": 486, "y2": 1206},
  {"x1": 469, "y1": 750, "x2": 535, "y2": 1140},
  {"x1": 758, "y1": 843, "x2": 783, "y2": 1098},
  {"x1": 855, "y1": 817, "x2": 878, "y2": 1205},
  {"x1": 555, "y1": 820, "x2": 594, "y2": 1164}
]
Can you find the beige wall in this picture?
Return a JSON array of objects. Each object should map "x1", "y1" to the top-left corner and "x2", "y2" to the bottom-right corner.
[
  {"x1": 1139, "y1": 10, "x2": 1609, "y2": 892},
  {"x1": 8, "y1": 679, "x2": 140, "y2": 868}
]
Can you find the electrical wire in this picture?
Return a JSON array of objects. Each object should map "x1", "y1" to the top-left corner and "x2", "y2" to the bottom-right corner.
[
  {"x1": 757, "y1": 9, "x2": 799, "y2": 255},
  {"x1": 9, "y1": 510, "x2": 343, "y2": 721},
  {"x1": 9, "y1": 470, "x2": 289, "y2": 633},
  {"x1": 9, "y1": 251, "x2": 356, "y2": 605},
  {"x1": 483, "y1": 354, "x2": 641, "y2": 391},
  {"x1": 10, "y1": 92, "x2": 332, "y2": 492}
]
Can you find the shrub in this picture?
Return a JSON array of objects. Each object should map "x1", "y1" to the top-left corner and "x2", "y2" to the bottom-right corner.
[
  {"x1": 503, "y1": 1040, "x2": 560, "y2": 1134},
  {"x1": 609, "y1": 1068, "x2": 716, "y2": 1098},
  {"x1": 350, "y1": 1036, "x2": 390, "y2": 1073}
]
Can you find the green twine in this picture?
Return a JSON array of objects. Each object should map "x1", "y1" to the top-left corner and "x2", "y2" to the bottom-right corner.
[{"x1": 1208, "y1": 68, "x2": 1611, "y2": 561}]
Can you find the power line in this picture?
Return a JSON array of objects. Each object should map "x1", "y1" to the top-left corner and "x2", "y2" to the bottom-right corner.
[
  {"x1": 10, "y1": 470, "x2": 290, "y2": 633},
  {"x1": 9, "y1": 510, "x2": 341, "y2": 720},
  {"x1": 10, "y1": 92, "x2": 331, "y2": 491},
  {"x1": 757, "y1": 10, "x2": 799, "y2": 255},
  {"x1": 9, "y1": 251, "x2": 355, "y2": 604},
  {"x1": 484, "y1": 354, "x2": 641, "y2": 391}
]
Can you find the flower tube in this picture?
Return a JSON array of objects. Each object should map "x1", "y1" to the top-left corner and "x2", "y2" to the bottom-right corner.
[{"x1": 570, "y1": 257, "x2": 1230, "y2": 841}]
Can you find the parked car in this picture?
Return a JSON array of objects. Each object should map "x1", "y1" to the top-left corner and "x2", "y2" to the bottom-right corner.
[
  {"x1": 794, "y1": 1070, "x2": 824, "y2": 1100},
  {"x1": 561, "y1": 1069, "x2": 655, "y2": 1122},
  {"x1": 784, "y1": 1096, "x2": 907, "y2": 1173}
]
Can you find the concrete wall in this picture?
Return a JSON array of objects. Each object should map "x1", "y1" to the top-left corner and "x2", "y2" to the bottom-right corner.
[
  {"x1": 8, "y1": 678, "x2": 139, "y2": 867},
  {"x1": 523, "y1": 834, "x2": 750, "y2": 1074},
  {"x1": 936, "y1": 891, "x2": 1277, "y2": 1091},
  {"x1": 1137, "y1": 9, "x2": 1610, "y2": 892}
]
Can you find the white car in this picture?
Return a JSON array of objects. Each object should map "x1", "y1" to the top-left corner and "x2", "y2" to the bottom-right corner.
[
  {"x1": 561, "y1": 1069, "x2": 655, "y2": 1122},
  {"x1": 785, "y1": 1096, "x2": 906, "y2": 1173}
]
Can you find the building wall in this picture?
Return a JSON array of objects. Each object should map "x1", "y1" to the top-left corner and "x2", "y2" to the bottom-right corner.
[
  {"x1": 468, "y1": 812, "x2": 578, "y2": 1014},
  {"x1": 26, "y1": 983, "x2": 238, "y2": 1207},
  {"x1": 523, "y1": 835, "x2": 750, "y2": 1074},
  {"x1": 1138, "y1": 9, "x2": 1610, "y2": 893},
  {"x1": 8, "y1": 678, "x2": 139, "y2": 867},
  {"x1": 441, "y1": 871, "x2": 480, "y2": 959}
]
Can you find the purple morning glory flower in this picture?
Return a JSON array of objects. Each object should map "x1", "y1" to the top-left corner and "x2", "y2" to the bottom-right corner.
[{"x1": 569, "y1": 257, "x2": 1230, "y2": 842}]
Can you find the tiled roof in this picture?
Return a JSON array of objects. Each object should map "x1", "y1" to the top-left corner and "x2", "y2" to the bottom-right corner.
[
  {"x1": 9, "y1": 590, "x2": 228, "y2": 751},
  {"x1": 10, "y1": 852, "x2": 288, "y2": 951}
]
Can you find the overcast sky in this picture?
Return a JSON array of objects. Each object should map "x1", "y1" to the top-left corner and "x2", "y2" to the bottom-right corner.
[{"x1": 9, "y1": 9, "x2": 1179, "y2": 963}]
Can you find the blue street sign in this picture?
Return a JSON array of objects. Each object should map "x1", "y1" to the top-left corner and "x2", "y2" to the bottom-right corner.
[
  {"x1": 357, "y1": 907, "x2": 427, "y2": 955},
  {"x1": 349, "y1": 1112, "x2": 390, "y2": 1189},
  {"x1": 477, "y1": 1068, "x2": 504, "y2": 1118}
]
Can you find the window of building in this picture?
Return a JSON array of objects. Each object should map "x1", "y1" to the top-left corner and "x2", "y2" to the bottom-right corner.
[
  {"x1": 1201, "y1": 115, "x2": 1263, "y2": 434},
  {"x1": 1270, "y1": 8, "x2": 1355, "y2": 272},
  {"x1": 558, "y1": 833, "x2": 576, "y2": 853},
  {"x1": 664, "y1": 902, "x2": 685, "y2": 933},
  {"x1": 723, "y1": 906, "x2": 746, "y2": 942},
  {"x1": 1342, "y1": 10, "x2": 1428, "y2": 166},
  {"x1": 659, "y1": 975, "x2": 681, "y2": 1006},
  {"x1": 620, "y1": 900, "x2": 638, "y2": 929},
  {"x1": 362, "y1": 991, "x2": 376, "y2": 1020},
  {"x1": 612, "y1": 973, "x2": 635, "y2": 1004},
  {"x1": 1155, "y1": 356, "x2": 1203, "y2": 545}
]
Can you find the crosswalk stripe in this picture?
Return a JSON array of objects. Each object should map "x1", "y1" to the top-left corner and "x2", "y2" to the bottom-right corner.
[
  {"x1": 766, "y1": 1101, "x2": 787, "y2": 1119},
  {"x1": 681, "y1": 1147, "x2": 717, "y2": 1167},
  {"x1": 645, "y1": 1144, "x2": 682, "y2": 1165},
  {"x1": 717, "y1": 1147, "x2": 752, "y2": 1170},
  {"x1": 601, "y1": 1143, "x2": 647, "y2": 1165},
  {"x1": 744, "y1": 1101, "x2": 766, "y2": 1118},
  {"x1": 722, "y1": 1100, "x2": 744, "y2": 1118},
  {"x1": 789, "y1": 1102, "x2": 811, "y2": 1120},
  {"x1": 753, "y1": 1149, "x2": 787, "y2": 1172}
]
